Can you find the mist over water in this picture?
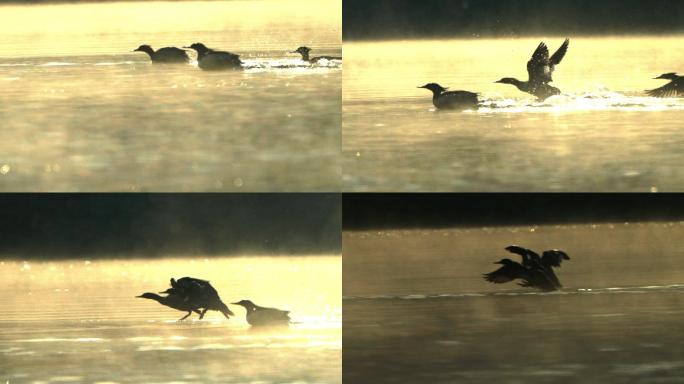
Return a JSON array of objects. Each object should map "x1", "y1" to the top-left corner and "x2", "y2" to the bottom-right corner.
[
  {"x1": 0, "y1": 1, "x2": 342, "y2": 191},
  {"x1": 343, "y1": 36, "x2": 684, "y2": 191},
  {"x1": 343, "y1": 223, "x2": 684, "y2": 383},
  {"x1": 2, "y1": 256, "x2": 341, "y2": 383}
]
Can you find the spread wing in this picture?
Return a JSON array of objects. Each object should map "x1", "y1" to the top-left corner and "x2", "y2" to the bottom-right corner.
[
  {"x1": 505, "y1": 245, "x2": 540, "y2": 267},
  {"x1": 550, "y1": 38, "x2": 570, "y2": 66},
  {"x1": 483, "y1": 262, "x2": 528, "y2": 284},
  {"x1": 647, "y1": 81, "x2": 681, "y2": 98},
  {"x1": 541, "y1": 250, "x2": 570, "y2": 268},
  {"x1": 527, "y1": 42, "x2": 550, "y2": 84}
]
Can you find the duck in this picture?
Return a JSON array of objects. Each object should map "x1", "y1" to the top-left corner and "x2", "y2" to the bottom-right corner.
[
  {"x1": 136, "y1": 292, "x2": 203, "y2": 321},
  {"x1": 495, "y1": 39, "x2": 569, "y2": 100},
  {"x1": 159, "y1": 277, "x2": 235, "y2": 319},
  {"x1": 647, "y1": 73, "x2": 683, "y2": 98},
  {"x1": 184, "y1": 43, "x2": 243, "y2": 70},
  {"x1": 290, "y1": 46, "x2": 341, "y2": 63},
  {"x1": 132, "y1": 44, "x2": 189, "y2": 64},
  {"x1": 231, "y1": 299, "x2": 291, "y2": 327},
  {"x1": 483, "y1": 245, "x2": 570, "y2": 291},
  {"x1": 418, "y1": 83, "x2": 479, "y2": 110}
]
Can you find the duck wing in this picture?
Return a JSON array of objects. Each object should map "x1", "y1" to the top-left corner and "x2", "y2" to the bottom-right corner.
[
  {"x1": 647, "y1": 80, "x2": 682, "y2": 98},
  {"x1": 527, "y1": 42, "x2": 551, "y2": 84},
  {"x1": 549, "y1": 39, "x2": 570, "y2": 66},
  {"x1": 541, "y1": 250, "x2": 570, "y2": 268},
  {"x1": 505, "y1": 245, "x2": 540, "y2": 267},
  {"x1": 483, "y1": 262, "x2": 528, "y2": 284}
]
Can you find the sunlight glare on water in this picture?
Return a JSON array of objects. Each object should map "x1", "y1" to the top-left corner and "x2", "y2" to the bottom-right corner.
[
  {"x1": 343, "y1": 36, "x2": 684, "y2": 192},
  {"x1": 1, "y1": 256, "x2": 341, "y2": 383}
]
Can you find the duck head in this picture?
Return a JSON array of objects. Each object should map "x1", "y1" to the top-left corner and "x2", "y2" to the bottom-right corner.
[
  {"x1": 184, "y1": 43, "x2": 210, "y2": 54},
  {"x1": 291, "y1": 46, "x2": 311, "y2": 55},
  {"x1": 495, "y1": 77, "x2": 519, "y2": 85},
  {"x1": 418, "y1": 83, "x2": 447, "y2": 94},
  {"x1": 133, "y1": 44, "x2": 154, "y2": 55},
  {"x1": 136, "y1": 292, "x2": 162, "y2": 301},
  {"x1": 232, "y1": 299, "x2": 258, "y2": 311},
  {"x1": 654, "y1": 72, "x2": 679, "y2": 80}
]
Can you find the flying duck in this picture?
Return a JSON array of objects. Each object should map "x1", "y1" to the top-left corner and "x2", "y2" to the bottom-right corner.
[
  {"x1": 184, "y1": 43, "x2": 243, "y2": 70},
  {"x1": 418, "y1": 83, "x2": 479, "y2": 110},
  {"x1": 495, "y1": 39, "x2": 570, "y2": 100},
  {"x1": 647, "y1": 73, "x2": 683, "y2": 98},
  {"x1": 483, "y1": 245, "x2": 570, "y2": 291},
  {"x1": 132, "y1": 44, "x2": 189, "y2": 64},
  {"x1": 231, "y1": 299, "x2": 291, "y2": 327}
]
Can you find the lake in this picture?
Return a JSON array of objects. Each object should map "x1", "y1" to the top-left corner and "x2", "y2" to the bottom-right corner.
[
  {"x1": 344, "y1": 223, "x2": 684, "y2": 383},
  {"x1": 343, "y1": 36, "x2": 684, "y2": 191},
  {"x1": 0, "y1": 1, "x2": 341, "y2": 191},
  {"x1": 1, "y1": 256, "x2": 341, "y2": 383}
]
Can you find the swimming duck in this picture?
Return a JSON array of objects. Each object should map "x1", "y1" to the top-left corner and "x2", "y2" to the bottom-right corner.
[
  {"x1": 647, "y1": 73, "x2": 683, "y2": 98},
  {"x1": 132, "y1": 44, "x2": 189, "y2": 64},
  {"x1": 495, "y1": 39, "x2": 569, "y2": 100},
  {"x1": 290, "y1": 46, "x2": 341, "y2": 63},
  {"x1": 483, "y1": 245, "x2": 570, "y2": 291},
  {"x1": 136, "y1": 292, "x2": 203, "y2": 320},
  {"x1": 418, "y1": 83, "x2": 479, "y2": 110},
  {"x1": 231, "y1": 299, "x2": 290, "y2": 327},
  {"x1": 160, "y1": 277, "x2": 234, "y2": 319},
  {"x1": 184, "y1": 43, "x2": 242, "y2": 70}
]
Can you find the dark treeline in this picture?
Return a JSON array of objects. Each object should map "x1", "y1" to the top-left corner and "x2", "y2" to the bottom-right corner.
[
  {"x1": 343, "y1": 194, "x2": 684, "y2": 230},
  {"x1": 0, "y1": 194, "x2": 340, "y2": 259},
  {"x1": 344, "y1": 0, "x2": 684, "y2": 40}
]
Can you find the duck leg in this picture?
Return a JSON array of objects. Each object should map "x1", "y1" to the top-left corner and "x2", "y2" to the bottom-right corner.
[
  {"x1": 199, "y1": 308, "x2": 208, "y2": 320},
  {"x1": 178, "y1": 311, "x2": 192, "y2": 321}
]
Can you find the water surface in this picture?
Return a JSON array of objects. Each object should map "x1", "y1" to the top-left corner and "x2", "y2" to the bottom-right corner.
[
  {"x1": 0, "y1": 1, "x2": 341, "y2": 191},
  {"x1": 2, "y1": 256, "x2": 341, "y2": 383},
  {"x1": 343, "y1": 36, "x2": 684, "y2": 191},
  {"x1": 344, "y1": 223, "x2": 684, "y2": 383}
]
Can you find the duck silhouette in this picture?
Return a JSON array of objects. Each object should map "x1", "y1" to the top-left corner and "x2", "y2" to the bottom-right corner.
[
  {"x1": 132, "y1": 44, "x2": 189, "y2": 64},
  {"x1": 483, "y1": 245, "x2": 570, "y2": 291},
  {"x1": 232, "y1": 299, "x2": 290, "y2": 327},
  {"x1": 418, "y1": 83, "x2": 478, "y2": 110}
]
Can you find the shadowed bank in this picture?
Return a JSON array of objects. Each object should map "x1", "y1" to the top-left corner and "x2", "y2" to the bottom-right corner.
[{"x1": 344, "y1": 0, "x2": 684, "y2": 40}]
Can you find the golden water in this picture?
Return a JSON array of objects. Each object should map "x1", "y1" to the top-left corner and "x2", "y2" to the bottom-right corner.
[
  {"x1": 343, "y1": 223, "x2": 684, "y2": 383},
  {"x1": 2, "y1": 256, "x2": 341, "y2": 383},
  {"x1": 0, "y1": 0, "x2": 341, "y2": 191},
  {"x1": 343, "y1": 36, "x2": 684, "y2": 191}
]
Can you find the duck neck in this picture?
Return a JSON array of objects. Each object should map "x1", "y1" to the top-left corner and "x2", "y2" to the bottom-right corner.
[
  {"x1": 141, "y1": 293, "x2": 164, "y2": 303},
  {"x1": 299, "y1": 51, "x2": 311, "y2": 62},
  {"x1": 511, "y1": 79, "x2": 529, "y2": 92},
  {"x1": 140, "y1": 46, "x2": 155, "y2": 58}
]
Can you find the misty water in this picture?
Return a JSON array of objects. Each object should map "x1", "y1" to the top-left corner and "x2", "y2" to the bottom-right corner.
[
  {"x1": 343, "y1": 36, "x2": 684, "y2": 192},
  {"x1": 344, "y1": 223, "x2": 684, "y2": 383},
  {"x1": 0, "y1": 1, "x2": 341, "y2": 191},
  {"x1": 1, "y1": 256, "x2": 341, "y2": 384}
]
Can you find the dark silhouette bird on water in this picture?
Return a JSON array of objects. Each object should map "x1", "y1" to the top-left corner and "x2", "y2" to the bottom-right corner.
[
  {"x1": 184, "y1": 43, "x2": 242, "y2": 70},
  {"x1": 132, "y1": 44, "x2": 189, "y2": 64},
  {"x1": 483, "y1": 245, "x2": 570, "y2": 291},
  {"x1": 290, "y1": 46, "x2": 341, "y2": 63},
  {"x1": 647, "y1": 73, "x2": 683, "y2": 98},
  {"x1": 232, "y1": 299, "x2": 291, "y2": 327},
  {"x1": 495, "y1": 39, "x2": 570, "y2": 100},
  {"x1": 418, "y1": 83, "x2": 479, "y2": 110},
  {"x1": 136, "y1": 292, "x2": 203, "y2": 321},
  {"x1": 160, "y1": 277, "x2": 235, "y2": 319}
]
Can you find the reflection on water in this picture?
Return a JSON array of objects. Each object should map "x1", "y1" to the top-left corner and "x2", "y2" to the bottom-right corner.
[
  {"x1": 0, "y1": 0, "x2": 341, "y2": 191},
  {"x1": 343, "y1": 36, "x2": 684, "y2": 192},
  {"x1": 1, "y1": 256, "x2": 341, "y2": 383},
  {"x1": 343, "y1": 223, "x2": 684, "y2": 383}
]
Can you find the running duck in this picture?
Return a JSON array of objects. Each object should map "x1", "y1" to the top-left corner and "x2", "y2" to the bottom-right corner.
[
  {"x1": 418, "y1": 83, "x2": 479, "y2": 110},
  {"x1": 647, "y1": 73, "x2": 683, "y2": 98},
  {"x1": 495, "y1": 39, "x2": 570, "y2": 100},
  {"x1": 132, "y1": 44, "x2": 189, "y2": 63},
  {"x1": 483, "y1": 245, "x2": 570, "y2": 291},
  {"x1": 184, "y1": 43, "x2": 243, "y2": 70},
  {"x1": 290, "y1": 46, "x2": 341, "y2": 63},
  {"x1": 160, "y1": 277, "x2": 234, "y2": 319},
  {"x1": 232, "y1": 299, "x2": 291, "y2": 327}
]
